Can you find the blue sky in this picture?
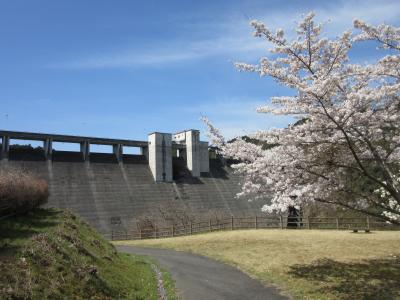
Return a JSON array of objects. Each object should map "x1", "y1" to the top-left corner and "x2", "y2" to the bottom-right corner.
[{"x1": 1, "y1": 0, "x2": 399, "y2": 146}]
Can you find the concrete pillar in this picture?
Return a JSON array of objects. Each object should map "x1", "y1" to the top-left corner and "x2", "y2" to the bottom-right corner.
[
  {"x1": 80, "y1": 140, "x2": 90, "y2": 161},
  {"x1": 43, "y1": 138, "x2": 53, "y2": 160},
  {"x1": 140, "y1": 146, "x2": 149, "y2": 160},
  {"x1": 1, "y1": 135, "x2": 9, "y2": 160},
  {"x1": 148, "y1": 133, "x2": 172, "y2": 182},
  {"x1": 185, "y1": 130, "x2": 200, "y2": 177},
  {"x1": 199, "y1": 141, "x2": 209, "y2": 173},
  {"x1": 178, "y1": 148, "x2": 186, "y2": 160},
  {"x1": 209, "y1": 148, "x2": 217, "y2": 159},
  {"x1": 172, "y1": 147, "x2": 178, "y2": 158},
  {"x1": 113, "y1": 144, "x2": 123, "y2": 162}
]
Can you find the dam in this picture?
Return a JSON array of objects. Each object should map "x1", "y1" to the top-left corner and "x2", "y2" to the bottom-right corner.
[{"x1": 0, "y1": 129, "x2": 265, "y2": 238}]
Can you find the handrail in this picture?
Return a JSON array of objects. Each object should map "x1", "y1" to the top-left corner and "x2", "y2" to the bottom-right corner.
[{"x1": 111, "y1": 215, "x2": 399, "y2": 241}]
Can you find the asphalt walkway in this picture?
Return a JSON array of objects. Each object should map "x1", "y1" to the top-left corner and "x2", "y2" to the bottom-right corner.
[{"x1": 116, "y1": 245, "x2": 288, "y2": 300}]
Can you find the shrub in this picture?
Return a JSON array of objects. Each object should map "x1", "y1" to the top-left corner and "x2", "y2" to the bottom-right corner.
[{"x1": 0, "y1": 168, "x2": 49, "y2": 216}]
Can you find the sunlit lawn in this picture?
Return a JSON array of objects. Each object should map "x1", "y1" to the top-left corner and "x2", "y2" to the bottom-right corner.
[{"x1": 114, "y1": 229, "x2": 400, "y2": 300}]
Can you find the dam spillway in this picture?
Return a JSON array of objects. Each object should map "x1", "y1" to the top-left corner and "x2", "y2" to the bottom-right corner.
[{"x1": 0, "y1": 130, "x2": 265, "y2": 238}]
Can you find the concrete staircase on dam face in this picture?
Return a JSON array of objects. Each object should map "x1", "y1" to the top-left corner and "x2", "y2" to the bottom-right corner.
[
  {"x1": 173, "y1": 158, "x2": 265, "y2": 217},
  {"x1": 1, "y1": 149, "x2": 265, "y2": 237}
]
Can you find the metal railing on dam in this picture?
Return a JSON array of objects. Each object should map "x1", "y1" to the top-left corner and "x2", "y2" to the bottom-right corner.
[{"x1": 111, "y1": 216, "x2": 400, "y2": 240}]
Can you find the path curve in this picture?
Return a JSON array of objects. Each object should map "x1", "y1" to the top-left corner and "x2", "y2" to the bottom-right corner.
[{"x1": 116, "y1": 245, "x2": 288, "y2": 300}]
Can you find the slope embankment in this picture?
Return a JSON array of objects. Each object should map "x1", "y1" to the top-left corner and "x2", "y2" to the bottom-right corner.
[{"x1": 0, "y1": 208, "x2": 175, "y2": 299}]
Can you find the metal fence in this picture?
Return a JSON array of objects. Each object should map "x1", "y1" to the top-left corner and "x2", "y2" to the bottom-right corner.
[{"x1": 111, "y1": 216, "x2": 399, "y2": 241}]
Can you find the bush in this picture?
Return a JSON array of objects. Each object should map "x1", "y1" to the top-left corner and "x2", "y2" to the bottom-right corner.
[{"x1": 0, "y1": 169, "x2": 49, "y2": 216}]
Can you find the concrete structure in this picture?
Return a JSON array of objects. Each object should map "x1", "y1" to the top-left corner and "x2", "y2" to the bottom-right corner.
[
  {"x1": 140, "y1": 146, "x2": 149, "y2": 160},
  {"x1": 1, "y1": 135, "x2": 9, "y2": 159},
  {"x1": 199, "y1": 141, "x2": 210, "y2": 173},
  {"x1": 44, "y1": 138, "x2": 52, "y2": 160},
  {"x1": 185, "y1": 130, "x2": 200, "y2": 177},
  {"x1": 172, "y1": 129, "x2": 209, "y2": 177},
  {"x1": 0, "y1": 129, "x2": 266, "y2": 237},
  {"x1": 148, "y1": 132, "x2": 173, "y2": 182},
  {"x1": 0, "y1": 130, "x2": 149, "y2": 161},
  {"x1": 113, "y1": 144, "x2": 123, "y2": 162},
  {"x1": 80, "y1": 141, "x2": 90, "y2": 161},
  {"x1": 0, "y1": 129, "x2": 209, "y2": 181}
]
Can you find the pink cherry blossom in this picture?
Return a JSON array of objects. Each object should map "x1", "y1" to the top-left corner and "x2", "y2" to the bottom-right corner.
[{"x1": 203, "y1": 13, "x2": 400, "y2": 223}]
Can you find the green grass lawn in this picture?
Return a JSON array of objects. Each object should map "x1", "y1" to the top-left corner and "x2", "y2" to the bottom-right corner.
[
  {"x1": 115, "y1": 229, "x2": 400, "y2": 300},
  {"x1": 0, "y1": 209, "x2": 177, "y2": 299}
]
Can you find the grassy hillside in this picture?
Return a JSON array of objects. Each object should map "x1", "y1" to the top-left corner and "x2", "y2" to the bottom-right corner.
[
  {"x1": 0, "y1": 209, "x2": 175, "y2": 299},
  {"x1": 116, "y1": 229, "x2": 400, "y2": 300}
]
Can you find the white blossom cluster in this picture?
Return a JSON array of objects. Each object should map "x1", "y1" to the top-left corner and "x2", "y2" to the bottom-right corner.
[
  {"x1": 203, "y1": 13, "x2": 400, "y2": 222},
  {"x1": 375, "y1": 175, "x2": 400, "y2": 222}
]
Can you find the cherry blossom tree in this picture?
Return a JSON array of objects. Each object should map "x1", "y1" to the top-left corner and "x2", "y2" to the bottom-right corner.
[{"x1": 203, "y1": 13, "x2": 400, "y2": 223}]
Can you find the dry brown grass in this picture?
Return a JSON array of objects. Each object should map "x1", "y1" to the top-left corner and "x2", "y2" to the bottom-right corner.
[
  {"x1": 115, "y1": 229, "x2": 400, "y2": 299},
  {"x1": 0, "y1": 168, "x2": 49, "y2": 216}
]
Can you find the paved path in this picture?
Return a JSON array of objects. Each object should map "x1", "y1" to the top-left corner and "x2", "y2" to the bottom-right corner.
[{"x1": 116, "y1": 245, "x2": 288, "y2": 300}]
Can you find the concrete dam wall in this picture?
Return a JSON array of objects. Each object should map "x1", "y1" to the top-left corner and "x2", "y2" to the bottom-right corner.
[
  {"x1": 1, "y1": 151, "x2": 265, "y2": 238},
  {"x1": 0, "y1": 130, "x2": 265, "y2": 238}
]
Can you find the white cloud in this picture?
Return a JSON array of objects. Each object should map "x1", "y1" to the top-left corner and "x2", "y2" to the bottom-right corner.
[
  {"x1": 237, "y1": 0, "x2": 400, "y2": 39},
  {"x1": 48, "y1": 36, "x2": 266, "y2": 69},
  {"x1": 182, "y1": 97, "x2": 265, "y2": 117},
  {"x1": 49, "y1": 0, "x2": 400, "y2": 70},
  {"x1": 179, "y1": 97, "x2": 294, "y2": 139},
  {"x1": 319, "y1": 0, "x2": 400, "y2": 28},
  {"x1": 50, "y1": 49, "x2": 201, "y2": 69},
  {"x1": 202, "y1": 116, "x2": 294, "y2": 140}
]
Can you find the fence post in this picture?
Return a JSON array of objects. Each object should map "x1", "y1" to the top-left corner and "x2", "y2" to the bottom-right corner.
[
  {"x1": 172, "y1": 225, "x2": 174, "y2": 237},
  {"x1": 139, "y1": 229, "x2": 142, "y2": 240},
  {"x1": 336, "y1": 218, "x2": 339, "y2": 230},
  {"x1": 154, "y1": 226, "x2": 157, "y2": 239},
  {"x1": 231, "y1": 216, "x2": 234, "y2": 230},
  {"x1": 111, "y1": 230, "x2": 114, "y2": 241},
  {"x1": 367, "y1": 216, "x2": 370, "y2": 230},
  {"x1": 190, "y1": 222, "x2": 193, "y2": 235},
  {"x1": 209, "y1": 219, "x2": 212, "y2": 232},
  {"x1": 255, "y1": 216, "x2": 258, "y2": 229},
  {"x1": 280, "y1": 215, "x2": 283, "y2": 229},
  {"x1": 307, "y1": 217, "x2": 310, "y2": 230}
]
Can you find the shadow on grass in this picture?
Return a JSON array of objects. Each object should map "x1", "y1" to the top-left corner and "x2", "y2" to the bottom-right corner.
[
  {"x1": 289, "y1": 257, "x2": 400, "y2": 299},
  {"x1": 0, "y1": 209, "x2": 61, "y2": 255}
]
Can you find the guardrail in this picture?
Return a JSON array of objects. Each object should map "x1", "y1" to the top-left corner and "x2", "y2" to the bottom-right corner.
[{"x1": 111, "y1": 216, "x2": 399, "y2": 241}]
